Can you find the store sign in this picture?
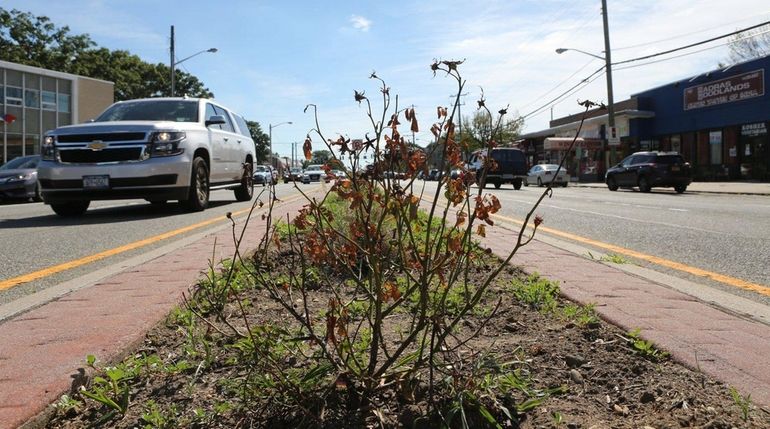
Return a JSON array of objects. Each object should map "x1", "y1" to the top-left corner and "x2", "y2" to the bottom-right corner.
[
  {"x1": 683, "y1": 69, "x2": 764, "y2": 111},
  {"x1": 741, "y1": 122, "x2": 767, "y2": 137}
]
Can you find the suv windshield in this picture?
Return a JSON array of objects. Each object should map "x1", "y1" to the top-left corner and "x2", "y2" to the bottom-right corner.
[
  {"x1": 306, "y1": 165, "x2": 323, "y2": 171},
  {"x1": 254, "y1": 166, "x2": 269, "y2": 172},
  {"x1": 95, "y1": 100, "x2": 199, "y2": 122}
]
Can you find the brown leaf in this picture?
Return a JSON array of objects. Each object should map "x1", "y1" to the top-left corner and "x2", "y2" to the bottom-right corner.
[
  {"x1": 410, "y1": 113, "x2": 419, "y2": 133},
  {"x1": 476, "y1": 224, "x2": 486, "y2": 237},
  {"x1": 303, "y1": 135, "x2": 312, "y2": 161},
  {"x1": 354, "y1": 90, "x2": 366, "y2": 104}
]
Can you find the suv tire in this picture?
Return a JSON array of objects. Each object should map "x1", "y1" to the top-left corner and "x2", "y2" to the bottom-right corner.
[
  {"x1": 51, "y1": 201, "x2": 90, "y2": 217},
  {"x1": 638, "y1": 176, "x2": 652, "y2": 193},
  {"x1": 607, "y1": 177, "x2": 619, "y2": 191},
  {"x1": 674, "y1": 184, "x2": 687, "y2": 194},
  {"x1": 181, "y1": 157, "x2": 210, "y2": 212},
  {"x1": 234, "y1": 162, "x2": 254, "y2": 202},
  {"x1": 513, "y1": 179, "x2": 522, "y2": 190}
]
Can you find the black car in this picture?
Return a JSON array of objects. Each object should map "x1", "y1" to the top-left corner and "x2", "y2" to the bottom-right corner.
[
  {"x1": 468, "y1": 148, "x2": 528, "y2": 190},
  {"x1": 605, "y1": 151, "x2": 691, "y2": 193}
]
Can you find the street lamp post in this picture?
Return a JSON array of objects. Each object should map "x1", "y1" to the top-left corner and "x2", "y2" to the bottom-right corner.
[
  {"x1": 169, "y1": 25, "x2": 218, "y2": 97},
  {"x1": 268, "y1": 121, "x2": 292, "y2": 168},
  {"x1": 555, "y1": 0, "x2": 615, "y2": 179}
]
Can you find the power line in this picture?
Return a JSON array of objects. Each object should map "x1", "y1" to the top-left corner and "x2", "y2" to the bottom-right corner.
[
  {"x1": 518, "y1": 58, "x2": 597, "y2": 111},
  {"x1": 521, "y1": 66, "x2": 606, "y2": 120},
  {"x1": 612, "y1": 12, "x2": 770, "y2": 51},
  {"x1": 614, "y1": 27, "x2": 770, "y2": 71},
  {"x1": 612, "y1": 19, "x2": 770, "y2": 66}
]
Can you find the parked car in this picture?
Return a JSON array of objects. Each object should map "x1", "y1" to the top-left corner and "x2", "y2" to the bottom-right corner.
[
  {"x1": 467, "y1": 147, "x2": 528, "y2": 190},
  {"x1": 301, "y1": 164, "x2": 330, "y2": 183},
  {"x1": 605, "y1": 151, "x2": 692, "y2": 193},
  {"x1": 283, "y1": 167, "x2": 303, "y2": 183},
  {"x1": 427, "y1": 169, "x2": 441, "y2": 181},
  {"x1": 0, "y1": 155, "x2": 42, "y2": 202},
  {"x1": 37, "y1": 98, "x2": 256, "y2": 216},
  {"x1": 253, "y1": 165, "x2": 275, "y2": 186},
  {"x1": 332, "y1": 170, "x2": 346, "y2": 180},
  {"x1": 524, "y1": 164, "x2": 570, "y2": 187}
]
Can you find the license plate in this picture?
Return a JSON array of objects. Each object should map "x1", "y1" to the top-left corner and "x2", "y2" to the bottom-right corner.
[
  {"x1": 83, "y1": 175, "x2": 109, "y2": 189},
  {"x1": 671, "y1": 165, "x2": 680, "y2": 171}
]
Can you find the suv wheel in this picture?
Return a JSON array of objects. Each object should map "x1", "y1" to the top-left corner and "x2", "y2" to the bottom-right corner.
[
  {"x1": 607, "y1": 177, "x2": 619, "y2": 191},
  {"x1": 51, "y1": 201, "x2": 90, "y2": 217},
  {"x1": 638, "y1": 176, "x2": 651, "y2": 193},
  {"x1": 674, "y1": 184, "x2": 687, "y2": 194},
  {"x1": 493, "y1": 180, "x2": 502, "y2": 189},
  {"x1": 181, "y1": 157, "x2": 210, "y2": 211},
  {"x1": 234, "y1": 162, "x2": 254, "y2": 201},
  {"x1": 513, "y1": 179, "x2": 522, "y2": 190}
]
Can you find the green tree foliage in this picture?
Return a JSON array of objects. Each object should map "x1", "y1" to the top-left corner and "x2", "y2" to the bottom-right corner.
[
  {"x1": 246, "y1": 120, "x2": 270, "y2": 163},
  {"x1": 310, "y1": 150, "x2": 332, "y2": 165},
  {"x1": 459, "y1": 110, "x2": 524, "y2": 152},
  {"x1": 0, "y1": 8, "x2": 212, "y2": 100}
]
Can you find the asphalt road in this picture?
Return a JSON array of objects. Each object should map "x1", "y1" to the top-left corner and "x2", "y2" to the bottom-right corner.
[
  {"x1": 2, "y1": 179, "x2": 768, "y2": 310},
  {"x1": 413, "y1": 180, "x2": 770, "y2": 306},
  {"x1": 0, "y1": 182, "x2": 316, "y2": 306}
]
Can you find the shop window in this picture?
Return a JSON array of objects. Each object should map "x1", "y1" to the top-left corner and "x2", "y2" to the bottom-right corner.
[
  {"x1": 25, "y1": 108, "x2": 40, "y2": 134},
  {"x1": 42, "y1": 91, "x2": 57, "y2": 110},
  {"x1": 0, "y1": 85, "x2": 4, "y2": 104},
  {"x1": 5, "y1": 86, "x2": 23, "y2": 106},
  {"x1": 24, "y1": 89, "x2": 40, "y2": 108},
  {"x1": 6, "y1": 134, "x2": 23, "y2": 162},
  {"x1": 25, "y1": 135, "x2": 39, "y2": 156},
  {"x1": 58, "y1": 93, "x2": 71, "y2": 113},
  {"x1": 671, "y1": 135, "x2": 681, "y2": 153},
  {"x1": 709, "y1": 131, "x2": 722, "y2": 165}
]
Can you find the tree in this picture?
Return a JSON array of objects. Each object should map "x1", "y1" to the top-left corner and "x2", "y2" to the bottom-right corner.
[
  {"x1": 459, "y1": 110, "x2": 524, "y2": 153},
  {"x1": 724, "y1": 23, "x2": 770, "y2": 64},
  {"x1": 0, "y1": 8, "x2": 212, "y2": 100},
  {"x1": 310, "y1": 150, "x2": 332, "y2": 165},
  {"x1": 246, "y1": 120, "x2": 270, "y2": 163}
]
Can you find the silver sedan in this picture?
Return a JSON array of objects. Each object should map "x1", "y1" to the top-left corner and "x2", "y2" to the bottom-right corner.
[{"x1": 524, "y1": 164, "x2": 570, "y2": 187}]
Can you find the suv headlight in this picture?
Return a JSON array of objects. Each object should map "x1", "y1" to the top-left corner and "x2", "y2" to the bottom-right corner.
[
  {"x1": 41, "y1": 135, "x2": 57, "y2": 161},
  {"x1": 149, "y1": 131, "x2": 186, "y2": 157}
]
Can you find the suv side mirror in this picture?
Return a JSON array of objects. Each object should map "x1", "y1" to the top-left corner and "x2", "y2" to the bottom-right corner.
[{"x1": 205, "y1": 115, "x2": 226, "y2": 127}]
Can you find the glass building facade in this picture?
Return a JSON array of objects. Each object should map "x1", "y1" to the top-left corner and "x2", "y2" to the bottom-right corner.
[{"x1": 0, "y1": 61, "x2": 114, "y2": 165}]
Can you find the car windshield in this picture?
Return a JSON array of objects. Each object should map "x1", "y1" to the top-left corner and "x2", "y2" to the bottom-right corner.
[
  {"x1": 94, "y1": 100, "x2": 199, "y2": 122},
  {"x1": 254, "y1": 166, "x2": 269, "y2": 172},
  {"x1": 306, "y1": 165, "x2": 323, "y2": 171},
  {"x1": 0, "y1": 155, "x2": 40, "y2": 170},
  {"x1": 291, "y1": 168, "x2": 302, "y2": 173},
  {"x1": 542, "y1": 164, "x2": 561, "y2": 170}
]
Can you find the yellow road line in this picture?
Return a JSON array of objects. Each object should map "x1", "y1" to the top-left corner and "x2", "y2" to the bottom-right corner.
[
  {"x1": 0, "y1": 194, "x2": 302, "y2": 291},
  {"x1": 489, "y1": 212, "x2": 770, "y2": 298},
  {"x1": 420, "y1": 194, "x2": 770, "y2": 297}
]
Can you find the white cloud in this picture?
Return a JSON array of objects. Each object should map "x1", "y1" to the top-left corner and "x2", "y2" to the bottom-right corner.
[{"x1": 350, "y1": 15, "x2": 372, "y2": 32}]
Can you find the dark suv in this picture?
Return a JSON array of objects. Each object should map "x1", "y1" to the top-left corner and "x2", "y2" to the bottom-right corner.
[
  {"x1": 468, "y1": 148, "x2": 528, "y2": 190},
  {"x1": 605, "y1": 151, "x2": 691, "y2": 193}
]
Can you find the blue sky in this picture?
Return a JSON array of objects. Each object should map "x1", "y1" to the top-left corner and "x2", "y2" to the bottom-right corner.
[{"x1": 5, "y1": 0, "x2": 770, "y2": 159}]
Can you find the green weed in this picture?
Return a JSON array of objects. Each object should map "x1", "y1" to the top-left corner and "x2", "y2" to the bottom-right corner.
[
  {"x1": 561, "y1": 303, "x2": 599, "y2": 327},
  {"x1": 509, "y1": 274, "x2": 560, "y2": 313},
  {"x1": 729, "y1": 387, "x2": 752, "y2": 421},
  {"x1": 627, "y1": 329, "x2": 669, "y2": 361}
]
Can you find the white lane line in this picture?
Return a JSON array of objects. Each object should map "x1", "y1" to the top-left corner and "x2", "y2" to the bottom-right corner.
[
  {"x1": 507, "y1": 198, "x2": 724, "y2": 236},
  {"x1": 668, "y1": 208, "x2": 688, "y2": 212}
]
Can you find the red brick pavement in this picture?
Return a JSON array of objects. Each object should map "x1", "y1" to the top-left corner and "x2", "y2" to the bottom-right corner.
[
  {"x1": 479, "y1": 223, "x2": 770, "y2": 409},
  {"x1": 2, "y1": 194, "x2": 770, "y2": 428},
  {"x1": 0, "y1": 197, "x2": 309, "y2": 429}
]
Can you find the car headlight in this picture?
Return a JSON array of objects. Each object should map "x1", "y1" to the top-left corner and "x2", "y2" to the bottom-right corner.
[
  {"x1": 149, "y1": 131, "x2": 186, "y2": 157},
  {"x1": 41, "y1": 135, "x2": 57, "y2": 161}
]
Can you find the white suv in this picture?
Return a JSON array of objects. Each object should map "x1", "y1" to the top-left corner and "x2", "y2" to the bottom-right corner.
[{"x1": 38, "y1": 98, "x2": 256, "y2": 216}]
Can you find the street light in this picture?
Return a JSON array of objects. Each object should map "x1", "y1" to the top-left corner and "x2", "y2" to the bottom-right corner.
[
  {"x1": 169, "y1": 25, "x2": 217, "y2": 97},
  {"x1": 268, "y1": 121, "x2": 292, "y2": 167},
  {"x1": 555, "y1": 47, "x2": 604, "y2": 60}
]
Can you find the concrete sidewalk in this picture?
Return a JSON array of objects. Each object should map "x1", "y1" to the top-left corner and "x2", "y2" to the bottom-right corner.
[
  {"x1": 1, "y1": 185, "x2": 769, "y2": 428},
  {"x1": 573, "y1": 180, "x2": 770, "y2": 195}
]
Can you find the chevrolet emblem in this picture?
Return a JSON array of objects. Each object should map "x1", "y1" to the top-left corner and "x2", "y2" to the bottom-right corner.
[{"x1": 88, "y1": 140, "x2": 106, "y2": 151}]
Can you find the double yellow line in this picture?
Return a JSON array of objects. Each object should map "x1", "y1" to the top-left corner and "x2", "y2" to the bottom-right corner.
[
  {"x1": 422, "y1": 195, "x2": 770, "y2": 298},
  {"x1": 0, "y1": 194, "x2": 302, "y2": 291}
]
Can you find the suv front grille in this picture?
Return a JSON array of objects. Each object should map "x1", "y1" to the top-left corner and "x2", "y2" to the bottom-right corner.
[
  {"x1": 59, "y1": 148, "x2": 144, "y2": 163},
  {"x1": 57, "y1": 133, "x2": 147, "y2": 143}
]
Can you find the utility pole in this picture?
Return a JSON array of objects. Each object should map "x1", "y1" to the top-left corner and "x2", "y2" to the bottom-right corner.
[
  {"x1": 601, "y1": 0, "x2": 616, "y2": 173},
  {"x1": 169, "y1": 26, "x2": 175, "y2": 97}
]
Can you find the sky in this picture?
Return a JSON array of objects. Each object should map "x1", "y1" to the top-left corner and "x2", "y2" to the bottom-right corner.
[{"x1": 5, "y1": 0, "x2": 770, "y2": 160}]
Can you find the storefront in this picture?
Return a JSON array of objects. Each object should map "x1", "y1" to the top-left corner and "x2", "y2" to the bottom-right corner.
[
  {"x1": 632, "y1": 57, "x2": 769, "y2": 181},
  {"x1": 542, "y1": 137, "x2": 602, "y2": 182},
  {"x1": 0, "y1": 60, "x2": 114, "y2": 165}
]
